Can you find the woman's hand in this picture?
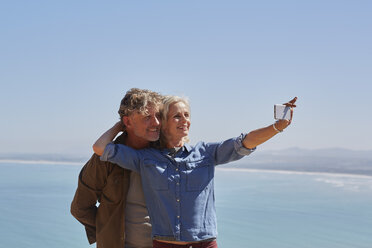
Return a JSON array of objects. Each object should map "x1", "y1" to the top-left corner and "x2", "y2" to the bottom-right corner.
[
  {"x1": 275, "y1": 97, "x2": 297, "y2": 131},
  {"x1": 243, "y1": 97, "x2": 298, "y2": 149},
  {"x1": 284, "y1": 97, "x2": 297, "y2": 108}
]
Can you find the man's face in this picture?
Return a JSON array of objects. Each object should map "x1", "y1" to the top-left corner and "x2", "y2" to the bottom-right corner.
[{"x1": 127, "y1": 105, "x2": 161, "y2": 142}]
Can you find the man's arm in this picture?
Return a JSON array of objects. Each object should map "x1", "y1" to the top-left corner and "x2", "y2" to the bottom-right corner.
[{"x1": 70, "y1": 154, "x2": 112, "y2": 244}]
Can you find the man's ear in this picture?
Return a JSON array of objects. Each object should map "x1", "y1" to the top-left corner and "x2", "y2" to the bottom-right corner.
[{"x1": 123, "y1": 116, "x2": 131, "y2": 128}]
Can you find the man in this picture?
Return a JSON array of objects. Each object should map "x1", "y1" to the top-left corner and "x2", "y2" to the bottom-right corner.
[{"x1": 71, "y1": 88, "x2": 163, "y2": 248}]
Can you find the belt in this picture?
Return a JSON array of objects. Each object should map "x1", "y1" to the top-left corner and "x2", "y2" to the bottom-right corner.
[{"x1": 153, "y1": 239, "x2": 217, "y2": 248}]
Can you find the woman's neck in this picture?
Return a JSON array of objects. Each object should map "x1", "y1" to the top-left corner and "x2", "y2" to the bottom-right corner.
[{"x1": 166, "y1": 137, "x2": 184, "y2": 148}]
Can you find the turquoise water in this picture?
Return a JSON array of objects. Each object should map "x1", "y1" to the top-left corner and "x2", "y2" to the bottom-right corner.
[
  {"x1": 1, "y1": 162, "x2": 372, "y2": 248},
  {"x1": 215, "y1": 169, "x2": 372, "y2": 248}
]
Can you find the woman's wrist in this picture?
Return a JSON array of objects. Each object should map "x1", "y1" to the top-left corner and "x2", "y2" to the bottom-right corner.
[
  {"x1": 274, "y1": 119, "x2": 291, "y2": 133},
  {"x1": 272, "y1": 122, "x2": 283, "y2": 133}
]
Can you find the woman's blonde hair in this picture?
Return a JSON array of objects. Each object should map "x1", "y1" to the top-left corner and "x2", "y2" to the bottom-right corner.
[{"x1": 160, "y1": 95, "x2": 190, "y2": 147}]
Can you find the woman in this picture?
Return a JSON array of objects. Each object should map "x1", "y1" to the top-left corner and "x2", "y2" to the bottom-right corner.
[{"x1": 93, "y1": 95, "x2": 297, "y2": 248}]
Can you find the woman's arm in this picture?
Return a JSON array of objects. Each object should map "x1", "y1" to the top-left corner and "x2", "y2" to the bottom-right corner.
[
  {"x1": 242, "y1": 97, "x2": 297, "y2": 149},
  {"x1": 93, "y1": 122, "x2": 142, "y2": 172},
  {"x1": 93, "y1": 121, "x2": 123, "y2": 156},
  {"x1": 242, "y1": 119, "x2": 289, "y2": 149}
]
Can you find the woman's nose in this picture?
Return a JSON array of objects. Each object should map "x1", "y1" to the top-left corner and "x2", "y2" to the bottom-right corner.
[{"x1": 180, "y1": 115, "x2": 188, "y2": 124}]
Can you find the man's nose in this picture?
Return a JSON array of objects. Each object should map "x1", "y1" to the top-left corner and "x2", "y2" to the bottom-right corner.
[{"x1": 151, "y1": 115, "x2": 161, "y2": 126}]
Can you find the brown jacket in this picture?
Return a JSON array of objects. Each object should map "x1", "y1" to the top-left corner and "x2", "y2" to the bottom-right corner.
[{"x1": 71, "y1": 134, "x2": 131, "y2": 248}]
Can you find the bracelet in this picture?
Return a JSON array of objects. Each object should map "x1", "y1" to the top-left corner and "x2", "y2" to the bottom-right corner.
[{"x1": 272, "y1": 123, "x2": 283, "y2": 133}]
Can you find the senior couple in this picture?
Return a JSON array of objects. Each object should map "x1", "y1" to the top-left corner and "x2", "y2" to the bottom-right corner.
[{"x1": 71, "y1": 88, "x2": 297, "y2": 248}]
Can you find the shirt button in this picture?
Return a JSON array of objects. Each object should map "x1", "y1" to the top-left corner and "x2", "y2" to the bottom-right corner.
[
  {"x1": 176, "y1": 182, "x2": 180, "y2": 186},
  {"x1": 176, "y1": 199, "x2": 180, "y2": 202},
  {"x1": 177, "y1": 215, "x2": 180, "y2": 219},
  {"x1": 176, "y1": 168, "x2": 179, "y2": 171}
]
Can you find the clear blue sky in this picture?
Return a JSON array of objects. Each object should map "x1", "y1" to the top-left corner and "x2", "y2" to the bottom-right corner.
[{"x1": 1, "y1": 0, "x2": 371, "y2": 156}]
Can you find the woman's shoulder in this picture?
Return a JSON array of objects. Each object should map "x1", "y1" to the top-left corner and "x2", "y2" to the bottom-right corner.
[{"x1": 185, "y1": 141, "x2": 210, "y2": 153}]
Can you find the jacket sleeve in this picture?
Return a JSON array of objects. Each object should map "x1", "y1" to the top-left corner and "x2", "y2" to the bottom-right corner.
[{"x1": 70, "y1": 153, "x2": 113, "y2": 244}]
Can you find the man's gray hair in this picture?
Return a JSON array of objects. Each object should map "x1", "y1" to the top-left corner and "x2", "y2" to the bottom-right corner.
[{"x1": 118, "y1": 88, "x2": 163, "y2": 125}]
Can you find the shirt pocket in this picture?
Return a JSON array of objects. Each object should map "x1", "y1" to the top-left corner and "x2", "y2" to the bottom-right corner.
[
  {"x1": 185, "y1": 159, "x2": 212, "y2": 192},
  {"x1": 143, "y1": 159, "x2": 169, "y2": 191}
]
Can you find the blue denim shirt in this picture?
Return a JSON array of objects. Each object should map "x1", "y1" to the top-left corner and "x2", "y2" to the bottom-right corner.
[{"x1": 101, "y1": 134, "x2": 255, "y2": 242}]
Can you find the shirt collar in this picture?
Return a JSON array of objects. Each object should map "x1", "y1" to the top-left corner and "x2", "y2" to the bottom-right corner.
[
  {"x1": 161, "y1": 143, "x2": 192, "y2": 156},
  {"x1": 183, "y1": 143, "x2": 192, "y2": 153}
]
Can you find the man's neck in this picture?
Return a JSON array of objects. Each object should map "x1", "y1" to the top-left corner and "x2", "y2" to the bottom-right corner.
[{"x1": 125, "y1": 134, "x2": 150, "y2": 149}]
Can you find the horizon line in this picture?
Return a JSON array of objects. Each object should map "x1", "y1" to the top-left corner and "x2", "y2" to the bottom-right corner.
[{"x1": 1, "y1": 159, "x2": 372, "y2": 178}]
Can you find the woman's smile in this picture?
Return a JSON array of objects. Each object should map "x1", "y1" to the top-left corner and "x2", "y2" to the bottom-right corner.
[{"x1": 163, "y1": 101, "x2": 191, "y2": 147}]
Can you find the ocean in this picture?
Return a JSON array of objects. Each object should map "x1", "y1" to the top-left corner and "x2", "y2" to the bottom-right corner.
[{"x1": 1, "y1": 162, "x2": 372, "y2": 248}]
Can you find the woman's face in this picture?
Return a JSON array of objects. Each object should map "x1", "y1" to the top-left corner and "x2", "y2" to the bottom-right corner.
[{"x1": 164, "y1": 101, "x2": 191, "y2": 142}]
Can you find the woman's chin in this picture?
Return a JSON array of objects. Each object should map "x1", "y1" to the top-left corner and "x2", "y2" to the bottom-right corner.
[
  {"x1": 181, "y1": 131, "x2": 189, "y2": 137},
  {"x1": 174, "y1": 132, "x2": 188, "y2": 140}
]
